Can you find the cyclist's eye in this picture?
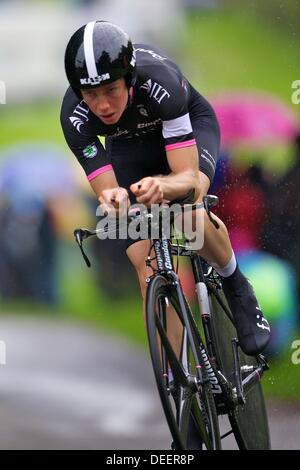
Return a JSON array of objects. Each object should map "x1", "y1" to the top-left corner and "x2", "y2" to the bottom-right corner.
[{"x1": 83, "y1": 91, "x2": 94, "y2": 99}]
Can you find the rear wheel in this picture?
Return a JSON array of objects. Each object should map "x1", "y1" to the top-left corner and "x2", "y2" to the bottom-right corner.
[
  {"x1": 146, "y1": 274, "x2": 221, "y2": 450},
  {"x1": 208, "y1": 286, "x2": 271, "y2": 450}
]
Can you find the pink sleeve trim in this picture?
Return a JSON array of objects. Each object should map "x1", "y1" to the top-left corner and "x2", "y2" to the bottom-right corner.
[
  {"x1": 165, "y1": 139, "x2": 196, "y2": 152},
  {"x1": 87, "y1": 164, "x2": 113, "y2": 181}
]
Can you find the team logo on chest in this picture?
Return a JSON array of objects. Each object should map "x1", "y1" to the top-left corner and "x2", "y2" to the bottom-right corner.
[{"x1": 140, "y1": 79, "x2": 170, "y2": 104}]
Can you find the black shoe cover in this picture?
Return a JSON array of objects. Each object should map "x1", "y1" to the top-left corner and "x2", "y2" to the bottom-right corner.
[{"x1": 222, "y1": 267, "x2": 271, "y2": 356}]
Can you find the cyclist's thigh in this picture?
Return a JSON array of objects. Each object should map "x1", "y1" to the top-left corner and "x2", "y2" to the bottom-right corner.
[{"x1": 189, "y1": 89, "x2": 220, "y2": 185}]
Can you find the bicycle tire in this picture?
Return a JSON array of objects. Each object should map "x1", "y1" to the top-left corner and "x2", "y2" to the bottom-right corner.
[
  {"x1": 208, "y1": 287, "x2": 271, "y2": 450},
  {"x1": 146, "y1": 274, "x2": 221, "y2": 450}
]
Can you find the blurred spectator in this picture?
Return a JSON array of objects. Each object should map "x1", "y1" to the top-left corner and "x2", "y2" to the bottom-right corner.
[
  {"x1": 0, "y1": 143, "x2": 88, "y2": 305},
  {"x1": 0, "y1": 196, "x2": 57, "y2": 304},
  {"x1": 213, "y1": 160, "x2": 268, "y2": 252},
  {"x1": 92, "y1": 237, "x2": 137, "y2": 300},
  {"x1": 82, "y1": 196, "x2": 137, "y2": 301},
  {"x1": 262, "y1": 132, "x2": 300, "y2": 296}
]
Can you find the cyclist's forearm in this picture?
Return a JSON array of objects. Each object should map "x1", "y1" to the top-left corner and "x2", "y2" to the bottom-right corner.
[
  {"x1": 156, "y1": 170, "x2": 200, "y2": 201},
  {"x1": 89, "y1": 169, "x2": 119, "y2": 198}
]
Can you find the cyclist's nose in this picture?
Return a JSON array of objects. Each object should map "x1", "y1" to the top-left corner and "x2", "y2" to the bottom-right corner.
[{"x1": 96, "y1": 97, "x2": 111, "y2": 114}]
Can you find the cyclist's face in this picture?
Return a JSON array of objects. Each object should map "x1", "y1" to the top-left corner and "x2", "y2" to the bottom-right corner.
[{"x1": 81, "y1": 78, "x2": 128, "y2": 125}]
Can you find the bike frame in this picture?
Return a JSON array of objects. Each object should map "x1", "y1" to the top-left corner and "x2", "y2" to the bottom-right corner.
[
  {"x1": 73, "y1": 195, "x2": 269, "y2": 417},
  {"x1": 163, "y1": 241, "x2": 269, "y2": 409},
  {"x1": 73, "y1": 193, "x2": 271, "y2": 449}
]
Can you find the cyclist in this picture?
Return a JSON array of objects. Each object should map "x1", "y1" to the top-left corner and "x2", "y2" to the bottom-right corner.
[{"x1": 61, "y1": 20, "x2": 270, "y2": 358}]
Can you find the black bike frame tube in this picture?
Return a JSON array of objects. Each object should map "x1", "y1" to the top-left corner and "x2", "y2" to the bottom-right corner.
[
  {"x1": 153, "y1": 239, "x2": 174, "y2": 272},
  {"x1": 191, "y1": 254, "x2": 216, "y2": 360},
  {"x1": 207, "y1": 283, "x2": 234, "y2": 325},
  {"x1": 159, "y1": 297, "x2": 169, "y2": 389},
  {"x1": 190, "y1": 253, "x2": 205, "y2": 284}
]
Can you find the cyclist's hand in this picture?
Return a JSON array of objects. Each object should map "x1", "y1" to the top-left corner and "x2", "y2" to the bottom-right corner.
[
  {"x1": 99, "y1": 187, "x2": 129, "y2": 216},
  {"x1": 130, "y1": 177, "x2": 164, "y2": 206}
]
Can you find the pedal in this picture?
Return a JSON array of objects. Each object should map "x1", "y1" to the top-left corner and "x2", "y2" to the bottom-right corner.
[{"x1": 257, "y1": 354, "x2": 270, "y2": 371}]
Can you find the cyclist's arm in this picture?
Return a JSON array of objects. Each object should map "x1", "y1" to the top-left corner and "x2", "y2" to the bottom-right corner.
[
  {"x1": 157, "y1": 144, "x2": 200, "y2": 201},
  {"x1": 60, "y1": 88, "x2": 123, "y2": 199},
  {"x1": 89, "y1": 168, "x2": 119, "y2": 197},
  {"x1": 131, "y1": 144, "x2": 200, "y2": 205},
  {"x1": 89, "y1": 169, "x2": 129, "y2": 215}
]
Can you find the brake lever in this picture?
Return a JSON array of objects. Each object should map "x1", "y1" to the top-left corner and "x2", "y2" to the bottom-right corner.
[{"x1": 74, "y1": 229, "x2": 92, "y2": 268}]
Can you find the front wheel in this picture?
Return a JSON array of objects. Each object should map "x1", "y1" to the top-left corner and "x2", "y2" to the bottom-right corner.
[{"x1": 146, "y1": 274, "x2": 221, "y2": 450}]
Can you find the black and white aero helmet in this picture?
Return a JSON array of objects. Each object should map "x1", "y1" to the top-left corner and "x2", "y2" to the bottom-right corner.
[{"x1": 64, "y1": 21, "x2": 136, "y2": 96}]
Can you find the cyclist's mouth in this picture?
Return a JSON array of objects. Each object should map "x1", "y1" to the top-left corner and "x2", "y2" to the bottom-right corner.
[{"x1": 100, "y1": 112, "x2": 116, "y2": 123}]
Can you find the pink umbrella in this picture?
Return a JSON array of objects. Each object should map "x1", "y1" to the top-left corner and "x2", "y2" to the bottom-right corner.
[{"x1": 212, "y1": 92, "x2": 299, "y2": 149}]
